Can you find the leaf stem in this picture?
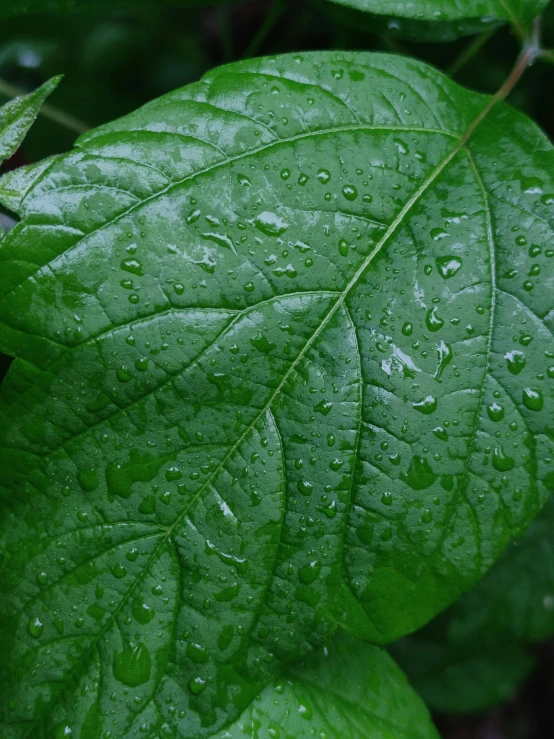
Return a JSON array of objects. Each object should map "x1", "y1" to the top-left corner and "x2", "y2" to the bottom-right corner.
[
  {"x1": 0, "y1": 78, "x2": 89, "y2": 135},
  {"x1": 243, "y1": 0, "x2": 288, "y2": 59},
  {"x1": 460, "y1": 26, "x2": 539, "y2": 146},
  {"x1": 447, "y1": 28, "x2": 498, "y2": 78}
]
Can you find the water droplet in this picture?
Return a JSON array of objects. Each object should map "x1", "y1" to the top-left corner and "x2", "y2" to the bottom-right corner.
[
  {"x1": 255, "y1": 211, "x2": 288, "y2": 237},
  {"x1": 113, "y1": 643, "x2": 152, "y2": 687},
  {"x1": 112, "y1": 563, "x2": 127, "y2": 579},
  {"x1": 297, "y1": 480, "x2": 313, "y2": 496},
  {"x1": 132, "y1": 597, "x2": 155, "y2": 624},
  {"x1": 77, "y1": 469, "x2": 99, "y2": 493},
  {"x1": 434, "y1": 340, "x2": 453, "y2": 381},
  {"x1": 342, "y1": 185, "x2": 358, "y2": 201},
  {"x1": 523, "y1": 387, "x2": 544, "y2": 411},
  {"x1": 186, "y1": 642, "x2": 209, "y2": 664},
  {"x1": 401, "y1": 322, "x2": 413, "y2": 336},
  {"x1": 314, "y1": 400, "x2": 333, "y2": 416},
  {"x1": 401, "y1": 456, "x2": 438, "y2": 490},
  {"x1": 299, "y1": 560, "x2": 321, "y2": 584},
  {"x1": 492, "y1": 447, "x2": 515, "y2": 472},
  {"x1": 28, "y1": 617, "x2": 43, "y2": 638},
  {"x1": 487, "y1": 402, "x2": 505, "y2": 422},
  {"x1": 338, "y1": 239, "x2": 349, "y2": 257},
  {"x1": 120, "y1": 258, "x2": 144, "y2": 277},
  {"x1": 505, "y1": 350, "x2": 526, "y2": 375},
  {"x1": 436, "y1": 256, "x2": 462, "y2": 279},
  {"x1": 188, "y1": 676, "x2": 206, "y2": 695},
  {"x1": 317, "y1": 169, "x2": 331, "y2": 184},
  {"x1": 250, "y1": 331, "x2": 277, "y2": 354},
  {"x1": 426, "y1": 307, "x2": 444, "y2": 332},
  {"x1": 413, "y1": 395, "x2": 437, "y2": 415},
  {"x1": 206, "y1": 540, "x2": 248, "y2": 574}
]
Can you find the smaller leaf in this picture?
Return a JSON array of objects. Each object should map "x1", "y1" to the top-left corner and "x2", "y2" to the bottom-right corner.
[
  {"x1": 322, "y1": 0, "x2": 551, "y2": 40},
  {"x1": 391, "y1": 640, "x2": 535, "y2": 714},
  {"x1": 0, "y1": 77, "x2": 61, "y2": 165},
  {"x1": 218, "y1": 631, "x2": 440, "y2": 738},
  {"x1": 392, "y1": 495, "x2": 554, "y2": 712}
]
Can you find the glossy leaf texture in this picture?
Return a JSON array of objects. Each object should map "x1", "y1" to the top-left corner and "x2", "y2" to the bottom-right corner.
[
  {"x1": 217, "y1": 632, "x2": 439, "y2": 739},
  {"x1": 1, "y1": 51, "x2": 554, "y2": 737},
  {"x1": 0, "y1": 78, "x2": 60, "y2": 166},
  {"x1": 326, "y1": 0, "x2": 550, "y2": 25},
  {"x1": 323, "y1": 0, "x2": 551, "y2": 41},
  {"x1": 317, "y1": 2, "x2": 503, "y2": 43}
]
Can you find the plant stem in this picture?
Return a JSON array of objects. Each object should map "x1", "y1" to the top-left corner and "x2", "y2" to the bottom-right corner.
[
  {"x1": 0, "y1": 78, "x2": 89, "y2": 135},
  {"x1": 460, "y1": 29, "x2": 539, "y2": 145},
  {"x1": 243, "y1": 0, "x2": 287, "y2": 59},
  {"x1": 447, "y1": 28, "x2": 498, "y2": 78}
]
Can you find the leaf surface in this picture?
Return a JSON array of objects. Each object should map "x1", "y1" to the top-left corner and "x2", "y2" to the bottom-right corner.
[
  {"x1": 326, "y1": 0, "x2": 550, "y2": 25},
  {"x1": 0, "y1": 51, "x2": 553, "y2": 737},
  {"x1": 217, "y1": 631, "x2": 439, "y2": 738}
]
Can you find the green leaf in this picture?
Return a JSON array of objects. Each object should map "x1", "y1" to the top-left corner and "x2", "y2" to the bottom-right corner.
[
  {"x1": 1, "y1": 51, "x2": 553, "y2": 736},
  {"x1": 218, "y1": 631, "x2": 439, "y2": 738},
  {"x1": 326, "y1": 0, "x2": 550, "y2": 25},
  {"x1": 391, "y1": 639, "x2": 535, "y2": 714},
  {"x1": 323, "y1": 0, "x2": 551, "y2": 40},
  {"x1": 392, "y1": 495, "x2": 554, "y2": 712},
  {"x1": 0, "y1": 78, "x2": 60, "y2": 165}
]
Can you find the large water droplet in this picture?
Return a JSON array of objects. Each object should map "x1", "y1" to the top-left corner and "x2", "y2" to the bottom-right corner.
[
  {"x1": 255, "y1": 212, "x2": 288, "y2": 237},
  {"x1": 505, "y1": 350, "x2": 526, "y2": 375},
  {"x1": 436, "y1": 256, "x2": 462, "y2": 279},
  {"x1": 28, "y1": 616, "x2": 43, "y2": 638},
  {"x1": 413, "y1": 395, "x2": 437, "y2": 415},
  {"x1": 487, "y1": 402, "x2": 505, "y2": 422},
  {"x1": 523, "y1": 387, "x2": 544, "y2": 411},
  {"x1": 299, "y1": 560, "x2": 321, "y2": 585},
  {"x1": 492, "y1": 447, "x2": 515, "y2": 472},
  {"x1": 426, "y1": 307, "x2": 444, "y2": 332},
  {"x1": 113, "y1": 643, "x2": 151, "y2": 687},
  {"x1": 342, "y1": 185, "x2": 358, "y2": 201},
  {"x1": 401, "y1": 456, "x2": 438, "y2": 490}
]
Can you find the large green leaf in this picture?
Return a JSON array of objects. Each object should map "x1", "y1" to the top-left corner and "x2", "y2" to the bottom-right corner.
[
  {"x1": 219, "y1": 631, "x2": 439, "y2": 738},
  {"x1": 1, "y1": 51, "x2": 553, "y2": 736}
]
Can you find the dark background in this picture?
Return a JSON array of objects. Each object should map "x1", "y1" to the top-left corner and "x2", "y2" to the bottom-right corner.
[{"x1": 1, "y1": 1, "x2": 553, "y2": 736}]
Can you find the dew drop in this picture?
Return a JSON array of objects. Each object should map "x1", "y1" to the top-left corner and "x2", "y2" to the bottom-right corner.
[
  {"x1": 342, "y1": 185, "x2": 358, "y2": 201},
  {"x1": 523, "y1": 387, "x2": 544, "y2": 411}
]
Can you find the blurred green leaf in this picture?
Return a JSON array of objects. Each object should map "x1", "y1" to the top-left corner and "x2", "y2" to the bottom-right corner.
[
  {"x1": 392, "y1": 495, "x2": 554, "y2": 713},
  {"x1": 320, "y1": 0, "x2": 550, "y2": 40}
]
